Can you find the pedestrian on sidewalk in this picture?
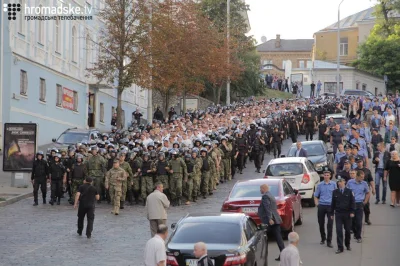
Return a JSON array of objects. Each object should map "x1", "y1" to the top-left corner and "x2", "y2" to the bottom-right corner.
[
  {"x1": 31, "y1": 151, "x2": 49, "y2": 206},
  {"x1": 144, "y1": 224, "x2": 168, "y2": 266},
  {"x1": 258, "y1": 184, "x2": 285, "y2": 261},
  {"x1": 280, "y1": 232, "x2": 301, "y2": 266},
  {"x1": 146, "y1": 183, "x2": 170, "y2": 237},
  {"x1": 74, "y1": 177, "x2": 99, "y2": 239},
  {"x1": 194, "y1": 242, "x2": 214, "y2": 266}
]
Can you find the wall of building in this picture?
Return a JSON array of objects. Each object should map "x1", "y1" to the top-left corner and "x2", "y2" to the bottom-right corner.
[
  {"x1": 314, "y1": 28, "x2": 359, "y2": 64},
  {"x1": 258, "y1": 51, "x2": 312, "y2": 76},
  {"x1": 358, "y1": 22, "x2": 375, "y2": 44},
  {"x1": 352, "y1": 71, "x2": 385, "y2": 95}
]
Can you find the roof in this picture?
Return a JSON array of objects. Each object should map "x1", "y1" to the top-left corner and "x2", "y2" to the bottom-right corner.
[
  {"x1": 182, "y1": 213, "x2": 246, "y2": 224},
  {"x1": 289, "y1": 140, "x2": 325, "y2": 146},
  {"x1": 256, "y1": 39, "x2": 313, "y2": 52},
  {"x1": 236, "y1": 178, "x2": 281, "y2": 186},
  {"x1": 268, "y1": 157, "x2": 307, "y2": 164},
  {"x1": 293, "y1": 60, "x2": 353, "y2": 70},
  {"x1": 318, "y1": 6, "x2": 400, "y2": 32}
]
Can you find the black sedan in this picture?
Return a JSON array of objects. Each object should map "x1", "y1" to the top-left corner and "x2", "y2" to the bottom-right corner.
[
  {"x1": 287, "y1": 140, "x2": 334, "y2": 179},
  {"x1": 166, "y1": 213, "x2": 268, "y2": 266}
]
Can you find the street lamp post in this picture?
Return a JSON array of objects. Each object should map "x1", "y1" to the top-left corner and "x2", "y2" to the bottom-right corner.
[
  {"x1": 226, "y1": 0, "x2": 231, "y2": 105},
  {"x1": 337, "y1": 0, "x2": 345, "y2": 96}
]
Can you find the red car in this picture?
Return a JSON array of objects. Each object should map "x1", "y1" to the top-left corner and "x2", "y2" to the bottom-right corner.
[{"x1": 221, "y1": 178, "x2": 303, "y2": 236}]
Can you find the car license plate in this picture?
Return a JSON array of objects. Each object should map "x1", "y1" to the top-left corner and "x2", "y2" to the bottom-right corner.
[
  {"x1": 186, "y1": 259, "x2": 215, "y2": 266},
  {"x1": 285, "y1": 178, "x2": 295, "y2": 184},
  {"x1": 242, "y1": 207, "x2": 258, "y2": 213}
]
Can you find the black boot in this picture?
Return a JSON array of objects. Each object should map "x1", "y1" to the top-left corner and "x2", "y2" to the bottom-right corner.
[
  {"x1": 203, "y1": 193, "x2": 207, "y2": 199},
  {"x1": 127, "y1": 191, "x2": 133, "y2": 205},
  {"x1": 120, "y1": 201, "x2": 125, "y2": 209},
  {"x1": 57, "y1": 198, "x2": 61, "y2": 205},
  {"x1": 177, "y1": 197, "x2": 181, "y2": 206},
  {"x1": 193, "y1": 196, "x2": 197, "y2": 202},
  {"x1": 49, "y1": 199, "x2": 54, "y2": 205},
  {"x1": 43, "y1": 198, "x2": 46, "y2": 204},
  {"x1": 33, "y1": 200, "x2": 38, "y2": 206},
  {"x1": 142, "y1": 198, "x2": 146, "y2": 206}
]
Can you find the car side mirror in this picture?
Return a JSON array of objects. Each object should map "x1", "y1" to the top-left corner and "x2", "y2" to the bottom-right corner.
[
  {"x1": 280, "y1": 155, "x2": 286, "y2": 158},
  {"x1": 171, "y1": 223, "x2": 176, "y2": 230},
  {"x1": 293, "y1": 189, "x2": 299, "y2": 195},
  {"x1": 327, "y1": 149, "x2": 333, "y2": 154},
  {"x1": 257, "y1": 224, "x2": 268, "y2": 230},
  {"x1": 52, "y1": 138, "x2": 56, "y2": 142}
]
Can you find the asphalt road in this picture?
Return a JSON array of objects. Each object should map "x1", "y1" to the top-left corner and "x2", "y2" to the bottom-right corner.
[{"x1": 0, "y1": 134, "x2": 399, "y2": 266}]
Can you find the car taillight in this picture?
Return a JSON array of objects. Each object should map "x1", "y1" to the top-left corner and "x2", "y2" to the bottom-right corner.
[
  {"x1": 276, "y1": 200, "x2": 286, "y2": 215},
  {"x1": 264, "y1": 175, "x2": 269, "y2": 179},
  {"x1": 166, "y1": 255, "x2": 179, "y2": 266},
  {"x1": 222, "y1": 203, "x2": 240, "y2": 211},
  {"x1": 223, "y1": 254, "x2": 247, "y2": 266},
  {"x1": 302, "y1": 173, "x2": 310, "y2": 184}
]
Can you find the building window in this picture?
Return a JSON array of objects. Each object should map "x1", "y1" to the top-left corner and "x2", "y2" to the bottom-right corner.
[
  {"x1": 298, "y1": 61, "x2": 305, "y2": 68},
  {"x1": 56, "y1": 84, "x2": 63, "y2": 106},
  {"x1": 55, "y1": 18, "x2": 61, "y2": 53},
  {"x1": 324, "y1": 82, "x2": 343, "y2": 93},
  {"x1": 72, "y1": 26, "x2": 77, "y2": 62},
  {"x1": 263, "y1": 60, "x2": 272, "y2": 70},
  {"x1": 340, "y1": 37, "x2": 348, "y2": 56},
  {"x1": 20, "y1": 70, "x2": 28, "y2": 95},
  {"x1": 38, "y1": 5, "x2": 44, "y2": 44},
  {"x1": 112, "y1": 106, "x2": 115, "y2": 116},
  {"x1": 306, "y1": 60, "x2": 312, "y2": 69},
  {"x1": 39, "y1": 78, "x2": 46, "y2": 102},
  {"x1": 18, "y1": 0, "x2": 25, "y2": 34},
  {"x1": 100, "y1": 103, "x2": 104, "y2": 122},
  {"x1": 73, "y1": 91, "x2": 78, "y2": 111},
  {"x1": 86, "y1": 34, "x2": 91, "y2": 68},
  {"x1": 362, "y1": 84, "x2": 367, "y2": 91},
  {"x1": 356, "y1": 82, "x2": 359, "y2": 90}
]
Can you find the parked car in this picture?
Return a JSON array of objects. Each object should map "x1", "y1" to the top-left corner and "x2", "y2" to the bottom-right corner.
[
  {"x1": 286, "y1": 140, "x2": 334, "y2": 178},
  {"x1": 264, "y1": 157, "x2": 320, "y2": 207},
  {"x1": 321, "y1": 92, "x2": 337, "y2": 99},
  {"x1": 166, "y1": 213, "x2": 268, "y2": 266},
  {"x1": 48, "y1": 128, "x2": 101, "y2": 150},
  {"x1": 221, "y1": 178, "x2": 302, "y2": 236},
  {"x1": 342, "y1": 90, "x2": 375, "y2": 97},
  {"x1": 326, "y1": 113, "x2": 348, "y2": 126}
]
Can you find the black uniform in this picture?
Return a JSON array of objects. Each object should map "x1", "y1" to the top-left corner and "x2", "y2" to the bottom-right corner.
[
  {"x1": 252, "y1": 137, "x2": 264, "y2": 172},
  {"x1": 49, "y1": 162, "x2": 66, "y2": 204},
  {"x1": 318, "y1": 123, "x2": 328, "y2": 142},
  {"x1": 270, "y1": 131, "x2": 282, "y2": 158},
  {"x1": 336, "y1": 169, "x2": 351, "y2": 182},
  {"x1": 288, "y1": 119, "x2": 298, "y2": 143},
  {"x1": 77, "y1": 182, "x2": 98, "y2": 238},
  {"x1": 331, "y1": 187, "x2": 355, "y2": 252},
  {"x1": 304, "y1": 116, "x2": 315, "y2": 141},
  {"x1": 235, "y1": 137, "x2": 248, "y2": 173},
  {"x1": 31, "y1": 159, "x2": 49, "y2": 204}
]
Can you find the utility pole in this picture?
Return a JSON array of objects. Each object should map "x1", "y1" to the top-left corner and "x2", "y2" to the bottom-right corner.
[
  {"x1": 226, "y1": 0, "x2": 231, "y2": 105},
  {"x1": 337, "y1": 0, "x2": 345, "y2": 96}
]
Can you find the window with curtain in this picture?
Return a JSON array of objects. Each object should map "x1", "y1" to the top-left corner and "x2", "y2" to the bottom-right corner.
[
  {"x1": 18, "y1": 0, "x2": 25, "y2": 34},
  {"x1": 100, "y1": 103, "x2": 104, "y2": 122},
  {"x1": 39, "y1": 78, "x2": 46, "y2": 102},
  {"x1": 55, "y1": 18, "x2": 61, "y2": 53},
  {"x1": 73, "y1": 91, "x2": 78, "y2": 111},
  {"x1": 56, "y1": 84, "x2": 62, "y2": 106},
  {"x1": 20, "y1": 70, "x2": 28, "y2": 95}
]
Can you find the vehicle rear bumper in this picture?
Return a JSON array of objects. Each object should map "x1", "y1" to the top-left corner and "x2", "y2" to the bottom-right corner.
[{"x1": 299, "y1": 188, "x2": 314, "y2": 199}]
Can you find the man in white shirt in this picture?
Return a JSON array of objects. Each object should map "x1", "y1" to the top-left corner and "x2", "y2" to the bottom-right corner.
[
  {"x1": 280, "y1": 232, "x2": 302, "y2": 266},
  {"x1": 385, "y1": 108, "x2": 396, "y2": 127},
  {"x1": 144, "y1": 224, "x2": 168, "y2": 266}
]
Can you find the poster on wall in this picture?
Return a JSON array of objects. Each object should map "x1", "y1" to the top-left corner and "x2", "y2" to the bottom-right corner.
[
  {"x1": 2, "y1": 123, "x2": 37, "y2": 172},
  {"x1": 180, "y1": 98, "x2": 198, "y2": 112},
  {"x1": 62, "y1": 87, "x2": 75, "y2": 110}
]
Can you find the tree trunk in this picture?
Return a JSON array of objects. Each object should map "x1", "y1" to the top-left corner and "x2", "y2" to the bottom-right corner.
[
  {"x1": 183, "y1": 88, "x2": 186, "y2": 114},
  {"x1": 116, "y1": 88, "x2": 123, "y2": 129},
  {"x1": 216, "y1": 83, "x2": 223, "y2": 104},
  {"x1": 164, "y1": 89, "x2": 170, "y2": 116}
]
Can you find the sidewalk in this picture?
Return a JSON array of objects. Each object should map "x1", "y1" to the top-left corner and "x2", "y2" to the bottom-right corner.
[{"x1": 0, "y1": 155, "x2": 33, "y2": 207}]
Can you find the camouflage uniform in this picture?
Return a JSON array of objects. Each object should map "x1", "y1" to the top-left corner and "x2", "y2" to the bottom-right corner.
[
  {"x1": 210, "y1": 149, "x2": 220, "y2": 191},
  {"x1": 220, "y1": 143, "x2": 232, "y2": 181},
  {"x1": 105, "y1": 167, "x2": 126, "y2": 215},
  {"x1": 119, "y1": 161, "x2": 133, "y2": 203},
  {"x1": 192, "y1": 157, "x2": 203, "y2": 199},
  {"x1": 184, "y1": 158, "x2": 196, "y2": 202},
  {"x1": 85, "y1": 154, "x2": 106, "y2": 201},
  {"x1": 169, "y1": 157, "x2": 187, "y2": 205},
  {"x1": 200, "y1": 155, "x2": 215, "y2": 198},
  {"x1": 140, "y1": 158, "x2": 154, "y2": 201},
  {"x1": 70, "y1": 162, "x2": 86, "y2": 201},
  {"x1": 129, "y1": 157, "x2": 142, "y2": 203}
]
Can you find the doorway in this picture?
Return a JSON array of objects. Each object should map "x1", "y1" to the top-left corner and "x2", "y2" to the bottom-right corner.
[{"x1": 88, "y1": 93, "x2": 95, "y2": 128}]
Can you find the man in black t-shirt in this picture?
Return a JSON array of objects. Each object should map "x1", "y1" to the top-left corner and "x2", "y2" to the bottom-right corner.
[
  {"x1": 318, "y1": 118, "x2": 329, "y2": 143},
  {"x1": 74, "y1": 177, "x2": 100, "y2": 239}
]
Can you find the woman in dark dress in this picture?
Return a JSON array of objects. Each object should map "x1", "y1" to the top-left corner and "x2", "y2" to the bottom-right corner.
[{"x1": 384, "y1": 151, "x2": 400, "y2": 207}]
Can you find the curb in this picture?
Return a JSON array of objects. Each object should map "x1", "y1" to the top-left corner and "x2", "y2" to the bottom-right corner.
[{"x1": 0, "y1": 192, "x2": 33, "y2": 207}]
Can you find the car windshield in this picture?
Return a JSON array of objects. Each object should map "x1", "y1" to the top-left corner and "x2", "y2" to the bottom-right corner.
[
  {"x1": 266, "y1": 163, "x2": 304, "y2": 176},
  {"x1": 57, "y1": 132, "x2": 88, "y2": 144},
  {"x1": 230, "y1": 184, "x2": 279, "y2": 198},
  {"x1": 170, "y1": 222, "x2": 241, "y2": 244},
  {"x1": 288, "y1": 144, "x2": 324, "y2": 157}
]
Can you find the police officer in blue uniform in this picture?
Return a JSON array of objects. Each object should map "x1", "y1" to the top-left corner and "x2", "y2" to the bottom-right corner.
[
  {"x1": 314, "y1": 168, "x2": 337, "y2": 248},
  {"x1": 331, "y1": 177, "x2": 355, "y2": 254},
  {"x1": 346, "y1": 170, "x2": 370, "y2": 243}
]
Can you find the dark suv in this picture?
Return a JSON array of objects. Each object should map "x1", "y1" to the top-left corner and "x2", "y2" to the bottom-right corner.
[{"x1": 49, "y1": 128, "x2": 101, "y2": 150}]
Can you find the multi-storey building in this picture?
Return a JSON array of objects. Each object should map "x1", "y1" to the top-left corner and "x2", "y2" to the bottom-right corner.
[{"x1": 0, "y1": 0, "x2": 148, "y2": 147}]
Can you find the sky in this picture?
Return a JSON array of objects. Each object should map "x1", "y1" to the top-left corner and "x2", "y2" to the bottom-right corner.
[{"x1": 246, "y1": 0, "x2": 378, "y2": 44}]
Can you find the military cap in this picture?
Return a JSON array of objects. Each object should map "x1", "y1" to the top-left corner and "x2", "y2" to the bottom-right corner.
[
  {"x1": 323, "y1": 167, "x2": 332, "y2": 174},
  {"x1": 336, "y1": 176, "x2": 345, "y2": 182},
  {"x1": 356, "y1": 157, "x2": 363, "y2": 162},
  {"x1": 344, "y1": 159, "x2": 350, "y2": 164},
  {"x1": 113, "y1": 159, "x2": 120, "y2": 163}
]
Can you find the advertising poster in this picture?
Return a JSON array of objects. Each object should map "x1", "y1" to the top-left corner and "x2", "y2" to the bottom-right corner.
[
  {"x1": 180, "y1": 98, "x2": 198, "y2": 112},
  {"x1": 62, "y1": 87, "x2": 74, "y2": 110},
  {"x1": 3, "y1": 123, "x2": 37, "y2": 172}
]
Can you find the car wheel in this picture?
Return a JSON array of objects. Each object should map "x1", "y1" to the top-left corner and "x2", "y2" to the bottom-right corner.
[
  {"x1": 295, "y1": 204, "x2": 303, "y2": 225},
  {"x1": 308, "y1": 188, "x2": 316, "y2": 207}
]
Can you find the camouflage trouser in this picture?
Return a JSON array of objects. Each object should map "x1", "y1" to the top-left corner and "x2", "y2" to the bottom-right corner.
[
  {"x1": 71, "y1": 179, "x2": 84, "y2": 201},
  {"x1": 141, "y1": 175, "x2": 154, "y2": 200},
  {"x1": 209, "y1": 169, "x2": 216, "y2": 192},
  {"x1": 222, "y1": 159, "x2": 231, "y2": 180},
  {"x1": 201, "y1": 171, "x2": 211, "y2": 195},
  {"x1": 121, "y1": 180, "x2": 127, "y2": 202},
  {"x1": 184, "y1": 173, "x2": 194, "y2": 201},
  {"x1": 132, "y1": 176, "x2": 140, "y2": 192},
  {"x1": 109, "y1": 185, "x2": 122, "y2": 214},
  {"x1": 169, "y1": 173, "x2": 183, "y2": 200},
  {"x1": 193, "y1": 173, "x2": 201, "y2": 197},
  {"x1": 156, "y1": 175, "x2": 169, "y2": 190},
  {"x1": 93, "y1": 176, "x2": 104, "y2": 200}
]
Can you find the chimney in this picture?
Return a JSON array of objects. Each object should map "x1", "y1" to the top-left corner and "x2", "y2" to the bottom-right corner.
[{"x1": 275, "y1": 34, "x2": 281, "y2": 48}]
